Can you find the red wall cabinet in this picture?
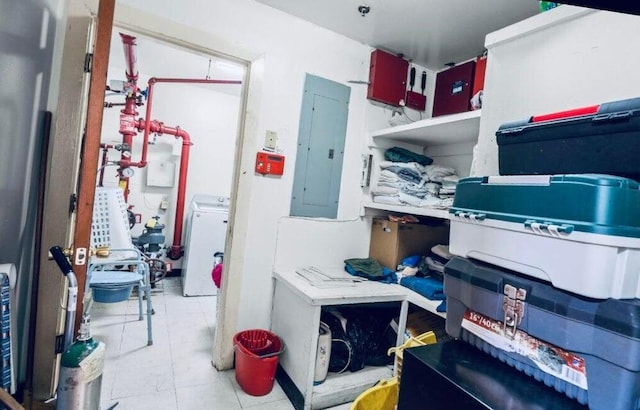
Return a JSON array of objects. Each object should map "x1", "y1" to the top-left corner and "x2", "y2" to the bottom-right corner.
[
  {"x1": 432, "y1": 60, "x2": 476, "y2": 117},
  {"x1": 367, "y1": 49, "x2": 409, "y2": 107}
]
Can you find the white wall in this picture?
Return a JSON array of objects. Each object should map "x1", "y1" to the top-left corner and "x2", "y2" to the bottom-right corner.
[
  {"x1": 474, "y1": 6, "x2": 640, "y2": 176},
  {"x1": 273, "y1": 217, "x2": 371, "y2": 272},
  {"x1": 108, "y1": 0, "x2": 387, "y2": 332}
]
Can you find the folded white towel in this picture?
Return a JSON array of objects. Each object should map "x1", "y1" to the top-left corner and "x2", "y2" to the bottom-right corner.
[
  {"x1": 379, "y1": 161, "x2": 426, "y2": 173},
  {"x1": 399, "y1": 192, "x2": 423, "y2": 207},
  {"x1": 424, "y1": 165, "x2": 456, "y2": 182},
  {"x1": 377, "y1": 181, "x2": 405, "y2": 189},
  {"x1": 371, "y1": 186, "x2": 400, "y2": 196},
  {"x1": 372, "y1": 195, "x2": 404, "y2": 206},
  {"x1": 379, "y1": 169, "x2": 402, "y2": 182},
  {"x1": 442, "y1": 175, "x2": 460, "y2": 184},
  {"x1": 431, "y1": 244, "x2": 453, "y2": 260}
]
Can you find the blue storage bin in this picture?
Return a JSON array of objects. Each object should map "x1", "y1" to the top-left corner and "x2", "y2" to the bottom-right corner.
[{"x1": 90, "y1": 271, "x2": 142, "y2": 303}]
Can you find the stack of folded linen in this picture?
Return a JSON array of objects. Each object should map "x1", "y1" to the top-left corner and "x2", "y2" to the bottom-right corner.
[
  {"x1": 370, "y1": 148, "x2": 461, "y2": 209},
  {"x1": 423, "y1": 165, "x2": 457, "y2": 183},
  {"x1": 439, "y1": 175, "x2": 459, "y2": 197}
]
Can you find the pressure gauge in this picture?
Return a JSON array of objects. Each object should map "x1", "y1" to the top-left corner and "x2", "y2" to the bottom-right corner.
[{"x1": 121, "y1": 167, "x2": 135, "y2": 178}]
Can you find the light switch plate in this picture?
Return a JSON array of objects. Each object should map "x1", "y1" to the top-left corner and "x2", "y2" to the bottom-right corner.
[{"x1": 265, "y1": 130, "x2": 277, "y2": 149}]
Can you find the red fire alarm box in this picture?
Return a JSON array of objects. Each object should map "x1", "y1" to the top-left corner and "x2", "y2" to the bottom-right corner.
[
  {"x1": 367, "y1": 49, "x2": 409, "y2": 107},
  {"x1": 432, "y1": 60, "x2": 476, "y2": 117},
  {"x1": 255, "y1": 151, "x2": 285, "y2": 176}
]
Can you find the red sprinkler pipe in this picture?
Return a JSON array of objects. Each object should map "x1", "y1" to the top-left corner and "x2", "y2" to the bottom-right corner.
[
  {"x1": 130, "y1": 77, "x2": 242, "y2": 169},
  {"x1": 120, "y1": 33, "x2": 138, "y2": 82},
  {"x1": 136, "y1": 119, "x2": 191, "y2": 260},
  {"x1": 117, "y1": 33, "x2": 242, "y2": 259},
  {"x1": 118, "y1": 33, "x2": 140, "y2": 200}
]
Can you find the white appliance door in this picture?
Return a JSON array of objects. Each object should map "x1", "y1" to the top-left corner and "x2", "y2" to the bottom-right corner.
[{"x1": 182, "y1": 208, "x2": 228, "y2": 296}]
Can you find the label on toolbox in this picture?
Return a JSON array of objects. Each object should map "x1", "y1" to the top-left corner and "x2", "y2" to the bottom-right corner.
[{"x1": 462, "y1": 309, "x2": 588, "y2": 390}]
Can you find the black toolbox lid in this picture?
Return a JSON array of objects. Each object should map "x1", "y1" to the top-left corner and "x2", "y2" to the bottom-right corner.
[
  {"x1": 444, "y1": 256, "x2": 640, "y2": 339},
  {"x1": 496, "y1": 96, "x2": 640, "y2": 144}
]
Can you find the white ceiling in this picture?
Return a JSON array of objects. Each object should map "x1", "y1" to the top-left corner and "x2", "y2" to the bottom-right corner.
[{"x1": 254, "y1": 0, "x2": 541, "y2": 70}]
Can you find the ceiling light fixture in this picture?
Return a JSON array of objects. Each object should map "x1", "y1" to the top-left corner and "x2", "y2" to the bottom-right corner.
[{"x1": 358, "y1": 4, "x2": 371, "y2": 17}]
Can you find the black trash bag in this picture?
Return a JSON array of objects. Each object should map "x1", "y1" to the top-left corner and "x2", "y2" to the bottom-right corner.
[
  {"x1": 342, "y1": 306, "x2": 396, "y2": 372},
  {"x1": 321, "y1": 306, "x2": 396, "y2": 373},
  {"x1": 320, "y1": 310, "x2": 353, "y2": 373}
]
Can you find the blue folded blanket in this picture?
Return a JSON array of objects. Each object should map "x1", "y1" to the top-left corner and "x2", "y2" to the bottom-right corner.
[{"x1": 400, "y1": 276, "x2": 445, "y2": 300}]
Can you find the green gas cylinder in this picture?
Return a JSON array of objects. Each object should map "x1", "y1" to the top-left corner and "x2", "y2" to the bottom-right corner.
[{"x1": 56, "y1": 315, "x2": 105, "y2": 410}]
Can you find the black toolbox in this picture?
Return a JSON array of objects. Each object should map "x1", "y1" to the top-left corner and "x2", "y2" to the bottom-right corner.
[
  {"x1": 397, "y1": 341, "x2": 587, "y2": 410},
  {"x1": 496, "y1": 97, "x2": 640, "y2": 181}
]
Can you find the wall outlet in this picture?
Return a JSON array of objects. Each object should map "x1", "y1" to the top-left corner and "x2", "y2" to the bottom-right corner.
[{"x1": 265, "y1": 130, "x2": 278, "y2": 150}]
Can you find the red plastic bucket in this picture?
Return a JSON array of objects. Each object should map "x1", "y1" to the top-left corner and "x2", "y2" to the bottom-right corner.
[
  {"x1": 236, "y1": 329, "x2": 273, "y2": 355},
  {"x1": 234, "y1": 329, "x2": 284, "y2": 396}
]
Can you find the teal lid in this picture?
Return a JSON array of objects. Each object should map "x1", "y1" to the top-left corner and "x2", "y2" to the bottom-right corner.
[{"x1": 450, "y1": 174, "x2": 640, "y2": 238}]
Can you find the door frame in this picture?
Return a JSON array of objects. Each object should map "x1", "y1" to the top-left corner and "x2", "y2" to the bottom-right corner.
[
  {"x1": 33, "y1": 10, "x2": 263, "y2": 402},
  {"x1": 112, "y1": 7, "x2": 262, "y2": 371}
]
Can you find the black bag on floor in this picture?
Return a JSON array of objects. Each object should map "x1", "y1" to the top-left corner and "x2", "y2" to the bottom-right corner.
[{"x1": 321, "y1": 307, "x2": 395, "y2": 373}]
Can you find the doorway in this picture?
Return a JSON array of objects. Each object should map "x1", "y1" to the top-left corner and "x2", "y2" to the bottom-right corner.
[{"x1": 97, "y1": 26, "x2": 247, "y2": 353}]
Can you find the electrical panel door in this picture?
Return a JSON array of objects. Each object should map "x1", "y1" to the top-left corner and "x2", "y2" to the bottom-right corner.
[{"x1": 291, "y1": 74, "x2": 350, "y2": 218}]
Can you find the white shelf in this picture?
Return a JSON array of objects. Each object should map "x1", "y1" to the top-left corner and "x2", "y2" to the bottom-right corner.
[
  {"x1": 404, "y1": 288, "x2": 446, "y2": 319},
  {"x1": 273, "y1": 268, "x2": 407, "y2": 307},
  {"x1": 370, "y1": 110, "x2": 481, "y2": 146},
  {"x1": 362, "y1": 201, "x2": 451, "y2": 220},
  {"x1": 312, "y1": 366, "x2": 393, "y2": 409},
  {"x1": 485, "y1": 5, "x2": 595, "y2": 50}
]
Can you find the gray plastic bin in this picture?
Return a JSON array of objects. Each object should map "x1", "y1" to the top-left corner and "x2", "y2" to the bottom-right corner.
[{"x1": 444, "y1": 256, "x2": 640, "y2": 410}]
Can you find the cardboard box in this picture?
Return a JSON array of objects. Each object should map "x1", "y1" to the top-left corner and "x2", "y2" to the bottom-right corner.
[{"x1": 369, "y1": 219, "x2": 449, "y2": 270}]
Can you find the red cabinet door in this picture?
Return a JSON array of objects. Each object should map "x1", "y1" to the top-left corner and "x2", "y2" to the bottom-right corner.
[
  {"x1": 432, "y1": 60, "x2": 476, "y2": 117},
  {"x1": 367, "y1": 49, "x2": 408, "y2": 107}
]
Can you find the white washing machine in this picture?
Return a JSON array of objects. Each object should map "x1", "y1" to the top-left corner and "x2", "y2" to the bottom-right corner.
[{"x1": 181, "y1": 195, "x2": 229, "y2": 296}]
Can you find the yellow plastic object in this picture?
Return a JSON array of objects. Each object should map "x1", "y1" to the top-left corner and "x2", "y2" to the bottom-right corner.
[
  {"x1": 350, "y1": 376, "x2": 398, "y2": 410},
  {"x1": 387, "y1": 330, "x2": 437, "y2": 382}
]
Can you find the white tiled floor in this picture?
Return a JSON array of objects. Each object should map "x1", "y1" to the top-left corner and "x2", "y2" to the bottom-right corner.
[{"x1": 92, "y1": 277, "x2": 299, "y2": 410}]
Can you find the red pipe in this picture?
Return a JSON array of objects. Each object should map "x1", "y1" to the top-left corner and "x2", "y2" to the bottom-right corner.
[
  {"x1": 136, "y1": 119, "x2": 191, "y2": 260},
  {"x1": 120, "y1": 33, "x2": 138, "y2": 82},
  {"x1": 117, "y1": 33, "x2": 242, "y2": 259},
  {"x1": 131, "y1": 77, "x2": 242, "y2": 169},
  {"x1": 118, "y1": 33, "x2": 140, "y2": 200}
]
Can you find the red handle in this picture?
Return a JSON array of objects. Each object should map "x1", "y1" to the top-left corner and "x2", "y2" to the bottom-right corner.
[{"x1": 531, "y1": 104, "x2": 599, "y2": 123}]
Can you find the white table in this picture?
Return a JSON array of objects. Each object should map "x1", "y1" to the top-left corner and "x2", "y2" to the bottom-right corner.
[{"x1": 271, "y1": 268, "x2": 445, "y2": 410}]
